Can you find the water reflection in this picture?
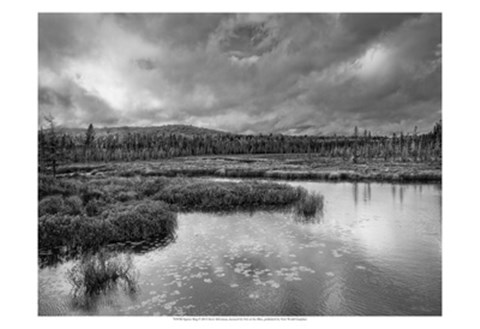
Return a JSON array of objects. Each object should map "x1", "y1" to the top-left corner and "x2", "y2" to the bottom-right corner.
[
  {"x1": 353, "y1": 182, "x2": 358, "y2": 206},
  {"x1": 39, "y1": 181, "x2": 441, "y2": 316},
  {"x1": 353, "y1": 182, "x2": 372, "y2": 206},
  {"x1": 67, "y1": 250, "x2": 139, "y2": 312},
  {"x1": 364, "y1": 183, "x2": 371, "y2": 203},
  {"x1": 389, "y1": 184, "x2": 433, "y2": 207},
  {"x1": 293, "y1": 211, "x2": 323, "y2": 224},
  {"x1": 39, "y1": 218, "x2": 178, "y2": 269},
  {"x1": 399, "y1": 185, "x2": 404, "y2": 204}
]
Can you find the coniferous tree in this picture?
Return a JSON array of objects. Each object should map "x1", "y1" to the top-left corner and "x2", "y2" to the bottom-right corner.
[
  {"x1": 84, "y1": 123, "x2": 95, "y2": 161},
  {"x1": 353, "y1": 126, "x2": 359, "y2": 163},
  {"x1": 43, "y1": 115, "x2": 58, "y2": 177},
  {"x1": 85, "y1": 123, "x2": 95, "y2": 146}
]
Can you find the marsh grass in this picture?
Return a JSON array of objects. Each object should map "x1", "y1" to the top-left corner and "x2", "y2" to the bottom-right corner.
[
  {"x1": 67, "y1": 250, "x2": 138, "y2": 304},
  {"x1": 152, "y1": 178, "x2": 306, "y2": 212},
  {"x1": 114, "y1": 166, "x2": 441, "y2": 183},
  {"x1": 38, "y1": 174, "x2": 81, "y2": 199},
  {"x1": 85, "y1": 198, "x2": 106, "y2": 217},
  {"x1": 38, "y1": 175, "x2": 323, "y2": 258},
  {"x1": 38, "y1": 201, "x2": 177, "y2": 254},
  {"x1": 294, "y1": 192, "x2": 324, "y2": 219},
  {"x1": 39, "y1": 194, "x2": 84, "y2": 216}
]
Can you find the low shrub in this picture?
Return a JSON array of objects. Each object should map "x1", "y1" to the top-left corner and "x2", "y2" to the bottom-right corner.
[
  {"x1": 106, "y1": 202, "x2": 177, "y2": 242},
  {"x1": 85, "y1": 198, "x2": 106, "y2": 217},
  {"x1": 81, "y1": 187, "x2": 105, "y2": 205},
  {"x1": 38, "y1": 195, "x2": 64, "y2": 216},
  {"x1": 138, "y1": 177, "x2": 171, "y2": 197},
  {"x1": 116, "y1": 191, "x2": 138, "y2": 202},
  {"x1": 38, "y1": 201, "x2": 177, "y2": 253},
  {"x1": 38, "y1": 175, "x2": 81, "y2": 200},
  {"x1": 64, "y1": 195, "x2": 84, "y2": 215},
  {"x1": 39, "y1": 214, "x2": 107, "y2": 251},
  {"x1": 38, "y1": 194, "x2": 85, "y2": 217}
]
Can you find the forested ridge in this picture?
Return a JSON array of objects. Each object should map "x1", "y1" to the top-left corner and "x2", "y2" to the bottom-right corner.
[{"x1": 39, "y1": 121, "x2": 441, "y2": 175}]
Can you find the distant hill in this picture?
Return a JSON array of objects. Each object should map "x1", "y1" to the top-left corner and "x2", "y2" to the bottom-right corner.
[{"x1": 57, "y1": 124, "x2": 230, "y2": 137}]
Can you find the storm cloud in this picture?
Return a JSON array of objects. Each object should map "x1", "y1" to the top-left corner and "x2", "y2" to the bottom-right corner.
[{"x1": 38, "y1": 13, "x2": 441, "y2": 135}]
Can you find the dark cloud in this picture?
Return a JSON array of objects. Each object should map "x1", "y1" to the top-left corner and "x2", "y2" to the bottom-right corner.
[
  {"x1": 38, "y1": 13, "x2": 441, "y2": 134},
  {"x1": 135, "y1": 58, "x2": 156, "y2": 71},
  {"x1": 340, "y1": 13, "x2": 422, "y2": 42},
  {"x1": 114, "y1": 13, "x2": 228, "y2": 49},
  {"x1": 38, "y1": 78, "x2": 120, "y2": 127},
  {"x1": 38, "y1": 14, "x2": 103, "y2": 71},
  {"x1": 39, "y1": 87, "x2": 72, "y2": 108}
]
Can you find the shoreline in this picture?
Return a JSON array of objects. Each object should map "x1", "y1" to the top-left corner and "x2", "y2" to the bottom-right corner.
[
  {"x1": 38, "y1": 175, "x2": 320, "y2": 259},
  {"x1": 55, "y1": 154, "x2": 442, "y2": 183}
]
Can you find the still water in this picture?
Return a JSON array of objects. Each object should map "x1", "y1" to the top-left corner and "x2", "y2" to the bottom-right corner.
[{"x1": 38, "y1": 181, "x2": 441, "y2": 315}]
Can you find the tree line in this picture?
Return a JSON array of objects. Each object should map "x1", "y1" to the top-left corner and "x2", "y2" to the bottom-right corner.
[{"x1": 39, "y1": 119, "x2": 441, "y2": 176}]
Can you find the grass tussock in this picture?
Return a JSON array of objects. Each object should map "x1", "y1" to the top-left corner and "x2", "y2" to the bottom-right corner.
[
  {"x1": 64, "y1": 195, "x2": 83, "y2": 215},
  {"x1": 85, "y1": 198, "x2": 106, "y2": 217},
  {"x1": 38, "y1": 195, "x2": 64, "y2": 216},
  {"x1": 68, "y1": 250, "x2": 138, "y2": 299},
  {"x1": 39, "y1": 195, "x2": 85, "y2": 216},
  {"x1": 295, "y1": 192, "x2": 324, "y2": 219}
]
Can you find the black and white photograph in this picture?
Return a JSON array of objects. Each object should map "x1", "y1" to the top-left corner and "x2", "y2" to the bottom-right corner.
[{"x1": 35, "y1": 12, "x2": 443, "y2": 317}]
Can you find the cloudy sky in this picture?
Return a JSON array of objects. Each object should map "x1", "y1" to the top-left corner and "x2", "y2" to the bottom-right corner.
[{"x1": 38, "y1": 13, "x2": 441, "y2": 135}]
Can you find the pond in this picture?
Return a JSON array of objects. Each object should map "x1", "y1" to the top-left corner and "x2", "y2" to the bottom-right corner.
[{"x1": 38, "y1": 180, "x2": 441, "y2": 315}]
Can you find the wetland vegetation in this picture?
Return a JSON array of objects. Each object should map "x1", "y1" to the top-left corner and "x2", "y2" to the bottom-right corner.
[
  {"x1": 68, "y1": 250, "x2": 138, "y2": 299},
  {"x1": 38, "y1": 173, "x2": 324, "y2": 259},
  {"x1": 39, "y1": 121, "x2": 441, "y2": 183}
]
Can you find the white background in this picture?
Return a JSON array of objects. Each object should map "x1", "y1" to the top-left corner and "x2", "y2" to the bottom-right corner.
[{"x1": 0, "y1": 0, "x2": 478, "y2": 328}]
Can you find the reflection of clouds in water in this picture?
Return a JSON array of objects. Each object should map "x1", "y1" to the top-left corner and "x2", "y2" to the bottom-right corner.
[
  {"x1": 322, "y1": 277, "x2": 347, "y2": 315},
  {"x1": 332, "y1": 249, "x2": 343, "y2": 258},
  {"x1": 364, "y1": 183, "x2": 372, "y2": 203},
  {"x1": 129, "y1": 211, "x2": 327, "y2": 315},
  {"x1": 39, "y1": 181, "x2": 441, "y2": 315},
  {"x1": 353, "y1": 182, "x2": 358, "y2": 206}
]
